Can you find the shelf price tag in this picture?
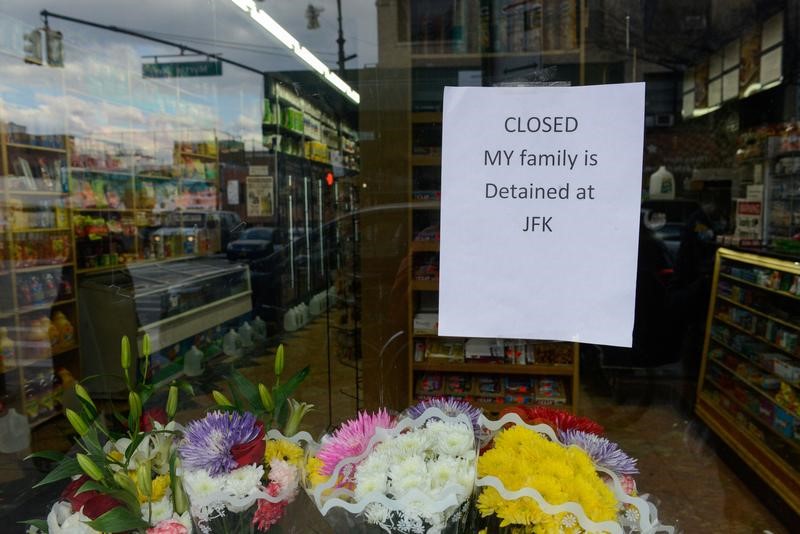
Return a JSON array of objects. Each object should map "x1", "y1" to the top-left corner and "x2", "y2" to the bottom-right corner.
[{"x1": 438, "y1": 84, "x2": 645, "y2": 347}]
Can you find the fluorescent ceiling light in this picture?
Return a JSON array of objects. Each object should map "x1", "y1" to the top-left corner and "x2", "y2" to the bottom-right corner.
[{"x1": 229, "y1": 0, "x2": 360, "y2": 105}]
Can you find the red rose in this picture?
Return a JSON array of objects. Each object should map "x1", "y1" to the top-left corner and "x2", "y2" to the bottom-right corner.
[
  {"x1": 82, "y1": 493, "x2": 124, "y2": 519},
  {"x1": 141, "y1": 407, "x2": 168, "y2": 432},
  {"x1": 61, "y1": 475, "x2": 99, "y2": 513},
  {"x1": 231, "y1": 421, "x2": 266, "y2": 467}
]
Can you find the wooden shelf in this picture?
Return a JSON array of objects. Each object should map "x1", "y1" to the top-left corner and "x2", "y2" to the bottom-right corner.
[
  {"x1": 719, "y1": 272, "x2": 800, "y2": 302},
  {"x1": 136, "y1": 174, "x2": 179, "y2": 181},
  {"x1": 72, "y1": 208, "x2": 134, "y2": 213},
  {"x1": 413, "y1": 361, "x2": 573, "y2": 376},
  {"x1": 5, "y1": 142, "x2": 66, "y2": 153},
  {"x1": 411, "y1": 200, "x2": 441, "y2": 210},
  {"x1": 710, "y1": 336, "x2": 800, "y2": 392},
  {"x1": 15, "y1": 263, "x2": 73, "y2": 274},
  {"x1": 411, "y1": 279, "x2": 438, "y2": 291},
  {"x1": 7, "y1": 190, "x2": 66, "y2": 197},
  {"x1": 411, "y1": 241, "x2": 440, "y2": 252},
  {"x1": 176, "y1": 151, "x2": 217, "y2": 161},
  {"x1": 717, "y1": 294, "x2": 800, "y2": 332},
  {"x1": 696, "y1": 396, "x2": 800, "y2": 514},
  {"x1": 714, "y1": 315, "x2": 798, "y2": 360},
  {"x1": 411, "y1": 112, "x2": 443, "y2": 123},
  {"x1": 16, "y1": 299, "x2": 76, "y2": 315},
  {"x1": 11, "y1": 227, "x2": 70, "y2": 234},
  {"x1": 70, "y1": 167, "x2": 132, "y2": 177},
  {"x1": 29, "y1": 410, "x2": 62, "y2": 428},
  {"x1": 411, "y1": 154, "x2": 441, "y2": 166}
]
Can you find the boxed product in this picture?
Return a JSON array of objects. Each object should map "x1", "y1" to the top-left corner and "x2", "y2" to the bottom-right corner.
[
  {"x1": 464, "y1": 338, "x2": 505, "y2": 361},
  {"x1": 445, "y1": 374, "x2": 471, "y2": 395},
  {"x1": 414, "y1": 341, "x2": 426, "y2": 362},
  {"x1": 535, "y1": 378, "x2": 567, "y2": 405},
  {"x1": 773, "y1": 406, "x2": 797, "y2": 438},
  {"x1": 476, "y1": 376, "x2": 503, "y2": 395},
  {"x1": 531, "y1": 342, "x2": 573, "y2": 365},
  {"x1": 504, "y1": 376, "x2": 532, "y2": 394},
  {"x1": 775, "y1": 359, "x2": 800, "y2": 384},
  {"x1": 415, "y1": 373, "x2": 443, "y2": 396},
  {"x1": 413, "y1": 313, "x2": 438, "y2": 335},
  {"x1": 504, "y1": 394, "x2": 534, "y2": 404},
  {"x1": 425, "y1": 340, "x2": 465, "y2": 362}
]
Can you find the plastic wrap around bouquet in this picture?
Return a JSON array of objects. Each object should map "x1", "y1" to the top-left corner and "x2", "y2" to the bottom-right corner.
[
  {"x1": 305, "y1": 402, "x2": 480, "y2": 534},
  {"x1": 474, "y1": 406, "x2": 675, "y2": 534},
  {"x1": 178, "y1": 411, "x2": 317, "y2": 534}
]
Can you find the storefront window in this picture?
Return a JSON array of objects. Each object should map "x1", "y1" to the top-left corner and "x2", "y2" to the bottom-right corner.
[{"x1": 0, "y1": 0, "x2": 797, "y2": 531}]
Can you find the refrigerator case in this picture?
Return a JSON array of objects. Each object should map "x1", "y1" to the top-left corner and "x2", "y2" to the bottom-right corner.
[{"x1": 79, "y1": 258, "x2": 252, "y2": 396}]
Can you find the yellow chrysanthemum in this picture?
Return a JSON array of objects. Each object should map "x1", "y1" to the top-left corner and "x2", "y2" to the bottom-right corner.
[
  {"x1": 305, "y1": 456, "x2": 329, "y2": 487},
  {"x1": 128, "y1": 472, "x2": 171, "y2": 503},
  {"x1": 265, "y1": 439, "x2": 304, "y2": 468},
  {"x1": 477, "y1": 425, "x2": 618, "y2": 532}
]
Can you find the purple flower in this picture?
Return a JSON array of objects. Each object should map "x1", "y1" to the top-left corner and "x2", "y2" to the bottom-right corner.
[
  {"x1": 408, "y1": 397, "x2": 483, "y2": 438},
  {"x1": 559, "y1": 429, "x2": 639, "y2": 476},
  {"x1": 179, "y1": 411, "x2": 262, "y2": 476}
]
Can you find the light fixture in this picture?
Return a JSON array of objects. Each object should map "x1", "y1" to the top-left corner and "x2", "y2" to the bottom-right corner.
[{"x1": 229, "y1": 0, "x2": 360, "y2": 105}]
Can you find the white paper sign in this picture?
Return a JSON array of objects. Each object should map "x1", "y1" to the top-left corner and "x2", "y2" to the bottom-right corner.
[
  {"x1": 438, "y1": 84, "x2": 645, "y2": 347},
  {"x1": 227, "y1": 180, "x2": 240, "y2": 205}
]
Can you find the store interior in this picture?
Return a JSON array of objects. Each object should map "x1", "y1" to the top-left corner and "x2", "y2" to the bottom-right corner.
[{"x1": 1, "y1": 1, "x2": 800, "y2": 532}]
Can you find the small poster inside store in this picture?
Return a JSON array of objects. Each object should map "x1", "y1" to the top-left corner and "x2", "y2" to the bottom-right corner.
[
  {"x1": 438, "y1": 84, "x2": 645, "y2": 347},
  {"x1": 246, "y1": 175, "x2": 274, "y2": 217}
]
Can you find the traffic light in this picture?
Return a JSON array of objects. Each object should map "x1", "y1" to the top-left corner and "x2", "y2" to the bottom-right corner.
[
  {"x1": 23, "y1": 29, "x2": 43, "y2": 65},
  {"x1": 45, "y1": 29, "x2": 64, "y2": 67},
  {"x1": 325, "y1": 171, "x2": 334, "y2": 187}
]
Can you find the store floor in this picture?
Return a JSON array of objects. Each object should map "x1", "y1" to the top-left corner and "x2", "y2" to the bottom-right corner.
[{"x1": 1, "y1": 309, "x2": 795, "y2": 532}]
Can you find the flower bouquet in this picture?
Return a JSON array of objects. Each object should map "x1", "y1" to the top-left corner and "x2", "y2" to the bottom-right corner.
[
  {"x1": 25, "y1": 335, "x2": 193, "y2": 534},
  {"x1": 474, "y1": 406, "x2": 674, "y2": 534},
  {"x1": 306, "y1": 399, "x2": 478, "y2": 534},
  {"x1": 179, "y1": 344, "x2": 315, "y2": 533}
]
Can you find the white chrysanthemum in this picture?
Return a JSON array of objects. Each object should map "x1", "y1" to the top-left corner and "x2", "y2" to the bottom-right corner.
[
  {"x1": 389, "y1": 454, "x2": 426, "y2": 481},
  {"x1": 183, "y1": 469, "x2": 218, "y2": 500},
  {"x1": 223, "y1": 464, "x2": 264, "y2": 497},
  {"x1": 355, "y1": 469, "x2": 388, "y2": 499},
  {"x1": 428, "y1": 456, "x2": 460, "y2": 489},
  {"x1": 364, "y1": 503, "x2": 390, "y2": 524},
  {"x1": 143, "y1": 493, "x2": 174, "y2": 524},
  {"x1": 426, "y1": 420, "x2": 474, "y2": 457}
]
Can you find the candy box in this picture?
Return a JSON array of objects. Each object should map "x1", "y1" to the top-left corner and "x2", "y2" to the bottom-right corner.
[
  {"x1": 773, "y1": 406, "x2": 796, "y2": 438},
  {"x1": 775, "y1": 359, "x2": 800, "y2": 383},
  {"x1": 535, "y1": 378, "x2": 567, "y2": 405},
  {"x1": 445, "y1": 374, "x2": 471, "y2": 395},
  {"x1": 504, "y1": 376, "x2": 532, "y2": 394}
]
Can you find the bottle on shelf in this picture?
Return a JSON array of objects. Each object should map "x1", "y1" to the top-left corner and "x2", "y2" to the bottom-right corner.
[{"x1": 0, "y1": 327, "x2": 15, "y2": 373}]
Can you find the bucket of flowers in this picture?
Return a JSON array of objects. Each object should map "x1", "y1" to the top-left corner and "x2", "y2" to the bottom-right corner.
[
  {"x1": 474, "y1": 406, "x2": 675, "y2": 534},
  {"x1": 178, "y1": 344, "x2": 315, "y2": 534},
  {"x1": 305, "y1": 397, "x2": 479, "y2": 534},
  {"x1": 24, "y1": 335, "x2": 193, "y2": 534}
]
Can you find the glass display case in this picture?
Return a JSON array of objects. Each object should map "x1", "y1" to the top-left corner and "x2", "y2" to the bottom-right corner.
[{"x1": 78, "y1": 257, "x2": 251, "y2": 395}]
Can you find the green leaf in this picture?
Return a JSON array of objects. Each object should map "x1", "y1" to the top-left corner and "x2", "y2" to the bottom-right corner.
[
  {"x1": 138, "y1": 383, "x2": 155, "y2": 405},
  {"x1": 81, "y1": 427, "x2": 105, "y2": 459},
  {"x1": 124, "y1": 432, "x2": 146, "y2": 466},
  {"x1": 84, "y1": 506, "x2": 149, "y2": 532},
  {"x1": 33, "y1": 457, "x2": 81, "y2": 488},
  {"x1": 229, "y1": 369, "x2": 260, "y2": 411},
  {"x1": 19, "y1": 519, "x2": 49, "y2": 533},
  {"x1": 175, "y1": 379, "x2": 195, "y2": 397},
  {"x1": 25, "y1": 450, "x2": 65, "y2": 463},
  {"x1": 75, "y1": 479, "x2": 106, "y2": 494},
  {"x1": 272, "y1": 365, "x2": 310, "y2": 425}
]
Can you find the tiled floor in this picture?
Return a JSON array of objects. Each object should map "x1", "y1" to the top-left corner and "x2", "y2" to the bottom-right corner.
[{"x1": 1, "y1": 309, "x2": 796, "y2": 532}]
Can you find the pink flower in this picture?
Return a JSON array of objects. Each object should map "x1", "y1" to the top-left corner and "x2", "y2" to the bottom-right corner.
[
  {"x1": 147, "y1": 519, "x2": 189, "y2": 534},
  {"x1": 316, "y1": 409, "x2": 394, "y2": 476},
  {"x1": 252, "y1": 483, "x2": 288, "y2": 532},
  {"x1": 267, "y1": 459, "x2": 297, "y2": 492}
]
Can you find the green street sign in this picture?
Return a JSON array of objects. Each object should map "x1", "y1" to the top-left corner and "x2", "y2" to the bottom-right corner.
[{"x1": 142, "y1": 60, "x2": 222, "y2": 78}]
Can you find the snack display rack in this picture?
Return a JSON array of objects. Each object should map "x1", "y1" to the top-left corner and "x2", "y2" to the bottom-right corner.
[{"x1": 696, "y1": 247, "x2": 800, "y2": 514}]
